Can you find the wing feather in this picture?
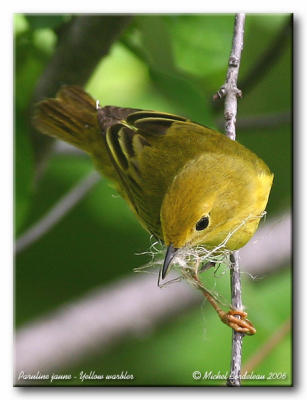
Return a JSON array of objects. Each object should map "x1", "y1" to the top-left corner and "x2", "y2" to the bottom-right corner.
[{"x1": 103, "y1": 111, "x2": 214, "y2": 237}]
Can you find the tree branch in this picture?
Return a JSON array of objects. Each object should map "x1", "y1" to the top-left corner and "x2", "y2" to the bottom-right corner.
[
  {"x1": 241, "y1": 318, "x2": 291, "y2": 374},
  {"x1": 238, "y1": 17, "x2": 292, "y2": 96},
  {"x1": 15, "y1": 171, "x2": 101, "y2": 254},
  {"x1": 228, "y1": 251, "x2": 244, "y2": 386},
  {"x1": 30, "y1": 15, "x2": 132, "y2": 166},
  {"x1": 214, "y1": 13, "x2": 246, "y2": 386}
]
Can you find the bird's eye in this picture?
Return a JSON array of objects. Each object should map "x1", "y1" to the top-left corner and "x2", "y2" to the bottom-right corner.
[{"x1": 195, "y1": 216, "x2": 209, "y2": 231}]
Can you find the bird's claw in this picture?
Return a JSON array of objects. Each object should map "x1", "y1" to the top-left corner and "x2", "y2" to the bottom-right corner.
[{"x1": 219, "y1": 309, "x2": 256, "y2": 335}]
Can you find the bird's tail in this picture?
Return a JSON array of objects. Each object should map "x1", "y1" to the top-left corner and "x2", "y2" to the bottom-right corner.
[{"x1": 33, "y1": 86, "x2": 101, "y2": 153}]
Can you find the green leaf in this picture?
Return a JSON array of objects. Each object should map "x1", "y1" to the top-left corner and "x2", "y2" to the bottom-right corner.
[
  {"x1": 135, "y1": 16, "x2": 175, "y2": 71},
  {"x1": 14, "y1": 30, "x2": 52, "y2": 109},
  {"x1": 14, "y1": 14, "x2": 29, "y2": 35},
  {"x1": 150, "y1": 68, "x2": 212, "y2": 125},
  {"x1": 163, "y1": 15, "x2": 235, "y2": 78},
  {"x1": 133, "y1": 15, "x2": 213, "y2": 125},
  {"x1": 33, "y1": 28, "x2": 57, "y2": 55}
]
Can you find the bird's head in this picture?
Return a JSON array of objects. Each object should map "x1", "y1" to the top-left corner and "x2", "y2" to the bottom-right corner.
[{"x1": 160, "y1": 154, "x2": 273, "y2": 279}]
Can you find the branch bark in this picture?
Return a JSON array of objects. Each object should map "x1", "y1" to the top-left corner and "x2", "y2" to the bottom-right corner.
[
  {"x1": 214, "y1": 13, "x2": 246, "y2": 386},
  {"x1": 228, "y1": 251, "x2": 244, "y2": 386}
]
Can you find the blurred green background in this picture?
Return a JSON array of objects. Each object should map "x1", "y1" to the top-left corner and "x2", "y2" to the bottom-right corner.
[{"x1": 14, "y1": 14, "x2": 292, "y2": 386}]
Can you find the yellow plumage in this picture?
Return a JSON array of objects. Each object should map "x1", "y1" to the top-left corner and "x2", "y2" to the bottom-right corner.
[{"x1": 33, "y1": 86, "x2": 273, "y2": 276}]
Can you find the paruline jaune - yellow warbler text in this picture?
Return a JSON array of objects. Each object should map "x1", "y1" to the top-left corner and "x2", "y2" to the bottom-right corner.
[{"x1": 33, "y1": 86, "x2": 273, "y2": 288}]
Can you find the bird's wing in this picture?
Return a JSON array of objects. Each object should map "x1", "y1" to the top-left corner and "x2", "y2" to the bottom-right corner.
[{"x1": 103, "y1": 110, "x2": 214, "y2": 237}]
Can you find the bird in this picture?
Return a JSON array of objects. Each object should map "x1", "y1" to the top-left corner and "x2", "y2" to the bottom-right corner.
[{"x1": 33, "y1": 85, "x2": 273, "y2": 334}]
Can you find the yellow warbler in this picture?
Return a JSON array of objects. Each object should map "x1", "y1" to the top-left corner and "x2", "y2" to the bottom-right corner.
[{"x1": 33, "y1": 86, "x2": 273, "y2": 281}]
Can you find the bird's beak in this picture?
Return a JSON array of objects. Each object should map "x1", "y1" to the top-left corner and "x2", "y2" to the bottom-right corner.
[{"x1": 161, "y1": 243, "x2": 178, "y2": 279}]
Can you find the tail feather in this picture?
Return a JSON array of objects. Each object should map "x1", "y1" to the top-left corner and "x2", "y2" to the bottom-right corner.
[{"x1": 33, "y1": 86, "x2": 101, "y2": 153}]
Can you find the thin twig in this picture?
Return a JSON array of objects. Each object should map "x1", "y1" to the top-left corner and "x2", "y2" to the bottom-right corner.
[
  {"x1": 15, "y1": 171, "x2": 101, "y2": 254},
  {"x1": 238, "y1": 18, "x2": 292, "y2": 96},
  {"x1": 214, "y1": 13, "x2": 246, "y2": 386},
  {"x1": 228, "y1": 251, "x2": 244, "y2": 386},
  {"x1": 241, "y1": 318, "x2": 291, "y2": 374}
]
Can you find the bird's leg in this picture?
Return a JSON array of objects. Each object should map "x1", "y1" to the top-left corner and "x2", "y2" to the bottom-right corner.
[{"x1": 192, "y1": 266, "x2": 256, "y2": 335}]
